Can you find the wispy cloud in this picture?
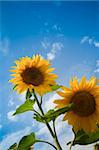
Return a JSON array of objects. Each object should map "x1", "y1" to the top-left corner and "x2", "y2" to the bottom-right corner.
[
  {"x1": 94, "y1": 41, "x2": 99, "y2": 48},
  {"x1": 8, "y1": 96, "x2": 15, "y2": 107},
  {"x1": 81, "y1": 36, "x2": 91, "y2": 44},
  {"x1": 43, "y1": 22, "x2": 64, "y2": 36},
  {"x1": 7, "y1": 110, "x2": 18, "y2": 122},
  {"x1": 41, "y1": 38, "x2": 50, "y2": 50},
  {"x1": 81, "y1": 36, "x2": 99, "y2": 48},
  {"x1": 44, "y1": 93, "x2": 61, "y2": 111},
  {"x1": 52, "y1": 24, "x2": 61, "y2": 32},
  {"x1": 47, "y1": 42, "x2": 64, "y2": 61},
  {"x1": 0, "y1": 37, "x2": 10, "y2": 55},
  {"x1": 0, "y1": 126, "x2": 31, "y2": 150}
]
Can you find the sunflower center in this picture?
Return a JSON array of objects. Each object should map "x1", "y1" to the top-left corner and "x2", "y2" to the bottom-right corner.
[
  {"x1": 21, "y1": 67, "x2": 44, "y2": 86},
  {"x1": 71, "y1": 91, "x2": 95, "y2": 117}
]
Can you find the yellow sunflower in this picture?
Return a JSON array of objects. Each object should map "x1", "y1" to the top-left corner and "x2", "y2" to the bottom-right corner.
[
  {"x1": 10, "y1": 55, "x2": 57, "y2": 95},
  {"x1": 54, "y1": 76, "x2": 99, "y2": 133}
]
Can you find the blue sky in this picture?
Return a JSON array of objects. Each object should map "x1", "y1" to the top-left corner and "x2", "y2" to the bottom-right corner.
[{"x1": 0, "y1": 1, "x2": 99, "y2": 150}]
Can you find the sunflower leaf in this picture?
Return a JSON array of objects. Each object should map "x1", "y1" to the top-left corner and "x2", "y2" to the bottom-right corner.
[
  {"x1": 44, "y1": 109, "x2": 55, "y2": 122},
  {"x1": 26, "y1": 89, "x2": 32, "y2": 99},
  {"x1": 44, "y1": 103, "x2": 74, "y2": 122},
  {"x1": 13, "y1": 99, "x2": 35, "y2": 115},
  {"x1": 33, "y1": 109, "x2": 56, "y2": 123},
  {"x1": 50, "y1": 84, "x2": 61, "y2": 91},
  {"x1": 68, "y1": 129, "x2": 99, "y2": 146},
  {"x1": 8, "y1": 143, "x2": 17, "y2": 150},
  {"x1": 33, "y1": 113, "x2": 45, "y2": 123},
  {"x1": 17, "y1": 132, "x2": 37, "y2": 150}
]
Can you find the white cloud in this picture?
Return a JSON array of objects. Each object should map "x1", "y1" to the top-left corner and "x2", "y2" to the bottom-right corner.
[
  {"x1": 80, "y1": 36, "x2": 89, "y2": 44},
  {"x1": 44, "y1": 93, "x2": 61, "y2": 111},
  {"x1": 94, "y1": 41, "x2": 99, "y2": 48},
  {"x1": 72, "y1": 144, "x2": 94, "y2": 150},
  {"x1": 0, "y1": 127, "x2": 31, "y2": 150},
  {"x1": 47, "y1": 42, "x2": 64, "y2": 61},
  {"x1": 51, "y1": 42, "x2": 63, "y2": 53},
  {"x1": 41, "y1": 40, "x2": 50, "y2": 49},
  {"x1": 0, "y1": 37, "x2": 9, "y2": 55},
  {"x1": 94, "y1": 68, "x2": 99, "y2": 73},
  {"x1": 19, "y1": 92, "x2": 26, "y2": 102},
  {"x1": 52, "y1": 24, "x2": 61, "y2": 32},
  {"x1": 8, "y1": 96, "x2": 14, "y2": 107},
  {"x1": 81, "y1": 36, "x2": 99, "y2": 48},
  {"x1": 7, "y1": 110, "x2": 18, "y2": 122},
  {"x1": 47, "y1": 52, "x2": 55, "y2": 61}
]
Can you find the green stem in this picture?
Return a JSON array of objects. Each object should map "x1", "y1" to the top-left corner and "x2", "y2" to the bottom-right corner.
[
  {"x1": 33, "y1": 109, "x2": 41, "y2": 116},
  {"x1": 37, "y1": 140, "x2": 57, "y2": 150},
  {"x1": 53, "y1": 120, "x2": 62, "y2": 150},
  {"x1": 33, "y1": 90, "x2": 63, "y2": 150},
  {"x1": 33, "y1": 90, "x2": 54, "y2": 138},
  {"x1": 40, "y1": 96, "x2": 43, "y2": 105}
]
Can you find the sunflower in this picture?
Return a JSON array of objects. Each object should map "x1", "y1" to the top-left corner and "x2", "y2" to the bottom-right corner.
[
  {"x1": 54, "y1": 76, "x2": 99, "y2": 133},
  {"x1": 10, "y1": 55, "x2": 57, "y2": 95}
]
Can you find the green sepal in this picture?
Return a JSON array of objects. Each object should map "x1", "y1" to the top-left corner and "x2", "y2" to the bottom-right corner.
[
  {"x1": 26, "y1": 89, "x2": 32, "y2": 99},
  {"x1": 13, "y1": 85, "x2": 18, "y2": 90}
]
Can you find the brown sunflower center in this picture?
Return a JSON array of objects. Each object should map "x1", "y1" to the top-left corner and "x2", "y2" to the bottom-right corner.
[
  {"x1": 71, "y1": 91, "x2": 95, "y2": 117},
  {"x1": 21, "y1": 67, "x2": 44, "y2": 86}
]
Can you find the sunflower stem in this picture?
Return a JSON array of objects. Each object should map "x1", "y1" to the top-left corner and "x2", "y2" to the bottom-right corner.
[
  {"x1": 32, "y1": 90, "x2": 55, "y2": 138},
  {"x1": 40, "y1": 96, "x2": 43, "y2": 105},
  {"x1": 32, "y1": 90, "x2": 63, "y2": 150},
  {"x1": 53, "y1": 120, "x2": 63, "y2": 150},
  {"x1": 37, "y1": 140, "x2": 57, "y2": 150}
]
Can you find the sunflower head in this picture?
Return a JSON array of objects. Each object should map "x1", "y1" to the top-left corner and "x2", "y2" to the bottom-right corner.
[
  {"x1": 10, "y1": 55, "x2": 57, "y2": 95},
  {"x1": 54, "y1": 76, "x2": 99, "y2": 133}
]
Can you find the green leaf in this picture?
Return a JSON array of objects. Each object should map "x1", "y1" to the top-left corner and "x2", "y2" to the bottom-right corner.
[
  {"x1": 44, "y1": 109, "x2": 55, "y2": 122},
  {"x1": 17, "y1": 133, "x2": 37, "y2": 150},
  {"x1": 8, "y1": 143, "x2": 17, "y2": 150},
  {"x1": 34, "y1": 104, "x2": 74, "y2": 123},
  {"x1": 68, "y1": 129, "x2": 99, "y2": 146},
  {"x1": 50, "y1": 84, "x2": 61, "y2": 91},
  {"x1": 33, "y1": 110, "x2": 55, "y2": 123},
  {"x1": 85, "y1": 130, "x2": 99, "y2": 144},
  {"x1": 13, "y1": 99, "x2": 35, "y2": 115},
  {"x1": 26, "y1": 89, "x2": 32, "y2": 99},
  {"x1": 33, "y1": 113, "x2": 45, "y2": 123},
  {"x1": 44, "y1": 103, "x2": 74, "y2": 121}
]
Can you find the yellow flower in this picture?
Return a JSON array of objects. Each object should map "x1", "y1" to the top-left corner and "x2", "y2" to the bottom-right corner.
[
  {"x1": 10, "y1": 55, "x2": 57, "y2": 95},
  {"x1": 54, "y1": 76, "x2": 99, "y2": 133}
]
